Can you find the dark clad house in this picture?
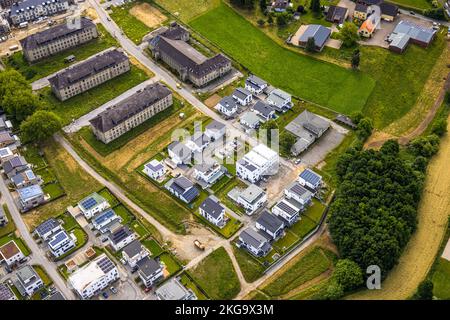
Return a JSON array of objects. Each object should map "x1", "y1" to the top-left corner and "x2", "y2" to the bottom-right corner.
[
  {"x1": 149, "y1": 23, "x2": 231, "y2": 87},
  {"x1": 298, "y1": 25, "x2": 331, "y2": 52},
  {"x1": 48, "y1": 48, "x2": 130, "y2": 101},
  {"x1": 90, "y1": 82, "x2": 173, "y2": 143},
  {"x1": 20, "y1": 17, "x2": 98, "y2": 62},
  {"x1": 326, "y1": 6, "x2": 349, "y2": 24}
]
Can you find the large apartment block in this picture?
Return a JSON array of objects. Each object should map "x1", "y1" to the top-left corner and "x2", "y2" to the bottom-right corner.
[
  {"x1": 48, "y1": 48, "x2": 130, "y2": 101},
  {"x1": 0, "y1": 0, "x2": 15, "y2": 9},
  {"x1": 20, "y1": 17, "x2": 98, "y2": 62},
  {"x1": 9, "y1": 0, "x2": 70, "y2": 26},
  {"x1": 149, "y1": 23, "x2": 231, "y2": 87},
  {"x1": 90, "y1": 82, "x2": 173, "y2": 144}
]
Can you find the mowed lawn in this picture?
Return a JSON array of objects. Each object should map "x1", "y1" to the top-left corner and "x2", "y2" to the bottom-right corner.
[
  {"x1": 432, "y1": 258, "x2": 450, "y2": 299},
  {"x1": 154, "y1": 0, "x2": 221, "y2": 22},
  {"x1": 189, "y1": 3, "x2": 375, "y2": 114},
  {"x1": 386, "y1": 0, "x2": 432, "y2": 10},
  {"x1": 110, "y1": 4, "x2": 151, "y2": 44}
]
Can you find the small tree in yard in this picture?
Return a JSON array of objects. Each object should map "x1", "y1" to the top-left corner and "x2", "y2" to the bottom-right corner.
[
  {"x1": 276, "y1": 13, "x2": 288, "y2": 26},
  {"x1": 305, "y1": 37, "x2": 316, "y2": 52},
  {"x1": 297, "y1": 5, "x2": 305, "y2": 13},
  {"x1": 415, "y1": 280, "x2": 434, "y2": 300},
  {"x1": 20, "y1": 110, "x2": 62, "y2": 143},
  {"x1": 257, "y1": 18, "x2": 266, "y2": 27},
  {"x1": 309, "y1": 0, "x2": 321, "y2": 14},
  {"x1": 339, "y1": 22, "x2": 359, "y2": 48},
  {"x1": 351, "y1": 49, "x2": 360, "y2": 69},
  {"x1": 267, "y1": 14, "x2": 274, "y2": 25},
  {"x1": 280, "y1": 132, "x2": 297, "y2": 156}
]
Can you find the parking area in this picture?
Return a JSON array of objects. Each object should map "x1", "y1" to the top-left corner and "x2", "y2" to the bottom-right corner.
[{"x1": 96, "y1": 278, "x2": 149, "y2": 300}]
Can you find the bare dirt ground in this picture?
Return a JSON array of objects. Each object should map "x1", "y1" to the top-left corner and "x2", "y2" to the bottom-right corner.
[
  {"x1": 349, "y1": 116, "x2": 450, "y2": 300},
  {"x1": 129, "y1": 3, "x2": 167, "y2": 29},
  {"x1": 204, "y1": 94, "x2": 221, "y2": 108}
]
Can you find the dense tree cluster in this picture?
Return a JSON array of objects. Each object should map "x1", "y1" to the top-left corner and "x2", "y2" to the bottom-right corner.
[
  {"x1": 329, "y1": 141, "x2": 423, "y2": 277},
  {"x1": 279, "y1": 131, "x2": 296, "y2": 156},
  {"x1": 339, "y1": 22, "x2": 359, "y2": 48},
  {"x1": 20, "y1": 110, "x2": 62, "y2": 143},
  {"x1": 231, "y1": 0, "x2": 256, "y2": 9}
]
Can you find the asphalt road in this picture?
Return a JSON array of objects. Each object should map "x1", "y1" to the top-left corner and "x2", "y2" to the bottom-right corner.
[{"x1": 0, "y1": 177, "x2": 76, "y2": 300}]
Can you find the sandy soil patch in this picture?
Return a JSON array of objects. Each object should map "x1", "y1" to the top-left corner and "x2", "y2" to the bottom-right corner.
[
  {"x1": 129, "y1": 3, "x2": 167, "y2": 29},
  {"x1": 364, "y1": 130, "x2": 398, "y2": 149},
  {"x1": 349, "y1": 116, "x2": 450, "y2": 300},
  {"x1": 204, "y1": 94, "x2": 221, "y2": 108},
  {"x1": 442, "y1": 239, "x2": 450, "y2": 261},
  {"x1": 83, "y1": 7, "x2": 99, "y2": 21}
]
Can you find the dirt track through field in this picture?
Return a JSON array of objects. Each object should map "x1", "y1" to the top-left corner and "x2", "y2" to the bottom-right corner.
[
  {"x1": 129, "y1": 3, "x2": 167, "y2": 28},
  {"x1": 349, "y1": 116, "x2": 450, "y2": 300}
]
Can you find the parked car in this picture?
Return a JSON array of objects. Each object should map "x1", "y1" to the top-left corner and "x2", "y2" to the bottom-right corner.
[
  {"x1": 294, "y1": 159, "x2": 302, "y2": 165},
  {"x1": 102, "y1": 292, "x2": 109, "y2": 299},
  {"x1": 144, "y1": 287, "x2": 151, "y2": 293},
  {"x1": 110, "y1": 286, "x2": 117, "y2": 294},
  {"x1": 409, "y1": 11, "x2": 415, "y2": 15}
]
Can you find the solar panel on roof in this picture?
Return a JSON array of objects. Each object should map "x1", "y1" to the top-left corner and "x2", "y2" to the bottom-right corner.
[
  {"x1": 182, "y1": 187, "x2": 199, "y2": 203},
  {"x1": 97, "y1": 256, "x2": 115, "y2": 273},
  {"x1": 300, "y1": 169, "x2": 321, "y2": 185},
  {"x1": 81, "y1": 197, "x2": 97, "y2": 210},
  {"x1": 94, "y1": 209, "x2": 116, "y2": 224},
  {"x1": 276, "y1": 202, "x2": 298, "y2": 217},
  {"x1": 49, "y1": 231, "x2": 69, "y2": 247}
]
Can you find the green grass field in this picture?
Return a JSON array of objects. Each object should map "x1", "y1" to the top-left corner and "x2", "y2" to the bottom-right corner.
[
  {"x1": 386, "y1": 0, "x2": 432, "y2": 10},
  {"x1": 37, "y1": 65, "x2": 149, "y2": 125},
  {"x1": 189, "y1": 247, "x2": 241, "y2": 299},
  {"x1": 432, "y1": 258, "x2": 450, "y2": 299},
  {"x1": 179, "y1": 273, "x2": 209, "y2": 300},
  {"x1": 33, "y1": 265, "x2": 53, "y2": 286},
  {"x1": 0, "y1": 205, "x2": 16, "y2": 238},
  {"x1": 154, "y1": 0, "x2": 221, "y2": 22},
  {"x1": 232, "y1": 246, "x2": 265, "y2": 283},
  {"x1": 110, "y1": 4, "x2": 152, "y2": 44},
  {"x1": 3, "y1": 24, "x2": 118, "y2": 82},
  {"x1": 190, "y1": 3, "x2": 375, "y2": 114}
]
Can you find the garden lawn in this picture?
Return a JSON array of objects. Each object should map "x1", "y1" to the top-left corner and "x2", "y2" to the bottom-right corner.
[
  {"x1": 432, "y1": 258, "x2": 450, "y2": 299},
  {"x1": 130, "y1": 220, "x2": 150, "y2": 238},
  {"x1": 37, "y1": 65, "x2": 149, "y2": 125},
  {"x1": 260, "y1": 246, "x2": 332, "y2": 297},
  {"x1": 142, "y1": 237, "x2": 164, "y2": 257},
  {"x1": 98, "y1": 188, "x2": 119, "y2": 207},
  {"x1": 3, "y1": 25, "x2": 117, "y2": 82},
  {"x1": 110, "y1": 3, "x2": 151, "y2": 44},
  {"x1": 189, "y1": 247, "x2": 241, "y2": 299},
  {"x1": 232, "y1": 246, "x2": 265, "y2": 283},
  {"x1": 386, "y1": 0, "x2": 432, "y2": 10},
  {"x1": 179, "y1": 273, "x2": 208, "y2": 300},
  {"x1": 33, "y1": 265, "x2": 53, "y2": 286},
  {"x1": 159, "y1": 252, "x2": 182, "y2": 275},
  {"x1": 0, "y1": 205, "x2": 16, "y2": 238},
  {"x1": 113, "y1": 204, "x2": 134, "y2": 225},
  {"x1": 190, "y1": 3, "x2": 375, "y2": 114}
]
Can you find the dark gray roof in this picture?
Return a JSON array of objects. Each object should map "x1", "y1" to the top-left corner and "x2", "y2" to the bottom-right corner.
[
  {"x1": 159, "y1": 23, "x2": 189, "y2": 40},
  {"x1": 0, "y1": 283, "x2": 15, "y2": 300},
  {"x1": 173, "y1": 176, "x2": 194, "y2": 190},
  {"x1": 299, "y1": 168, "x2": 322, "y2": 186},
  {"x1": 355, "y1": 3, "x2": 368, "y2": 12},
  {"x1": 90, "y1": 83, "x2": 171, "y2": 133},
  {"x1": 256, "y1": 210, "x2": 284, "y2": 233},
  {"x1": 48, "y1": 49, "x2": 128, "y2": 90},
  {"x1": 246, "y1": 75, "x2": 267, "y2": 88},
  {"x1": 237, "y1": 159, "x2": 257, "y2": 172},
  {"x1": 20, "y1": 17, "x2": 95, "y2": 51},
  {"x1": 137, "y1": 256, "x2": 161, "y2": 277},
  {"x1": 10, "y1": 0, "x2": 69, "y2": 17},
  {"x1": 150, "y1": 36, "x2": 230, "y2": 77},
  {"x1": 108, "y1": 225, "x2": 133, "y2": 245},
  {"x1": 45, "y1": 292, "x2": 65, "y2": 300},
  {"x1": 380, "y1": 2, "x2": 398, "y2": 16},
  {"x1": 253, "y1": 101, "x2": 274, "y2": 118},
  {"x1": 35, "y1": 217, "x2": 61, "y2": 236},
  {"x1": 285, "y1": 110, "x2": 330, "y2": 138},
  {"x1": 206, "y1": 120, "x2": 225, "y2": 132},
  {"x1": 240, "y1": 228, "x2": 269, "y2": 249},
  {"x1": 218, "y1": 96, "x2": 237, "y2": 111},
  {"x1": 2, "y1": 156, "x2": 27, "y2": 174},
  {"x1": 122, "y1": 239, "x2": 143, "y2": 257},
  {"x1": 326, "y1": 6, "x2": 348, "y2": 24},
  {"x1": 299, "y1": 25, "x2": 331, "y2": 49},
  {"x1": 358, "y1": 0, "x2": 382, "y2": 6},
  {"x1": 200, "y1": 197, "x2": 224, "y2": 219},
  {"x1": 233, "y1": 87, "x2": 251, "y2": 100},
  {"x1": 335, "y1": 114, "x2": 356, "y2": 128}
]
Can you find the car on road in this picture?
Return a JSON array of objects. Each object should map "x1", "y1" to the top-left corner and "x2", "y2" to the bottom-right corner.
[
  {"x1": 144, "y1": 287, "x2": 151, "y2": 293},
  {"x1": 409, "y1": 11, "x2": 415, "y2": 15},
  {"x1": 294, "y1": 159, "x2": 302, "y2": 165},
  {"x1": 102, "y1": 292, "x2": 109, "y2": 299},
  {"x1": 101, "y1": 237, "x2": 109, "y2": 243},
  {"x1": 7, "y1": 279, "x2": 13, "y2": 287},
  {"x1": 110, "y1": 286, "x2": 117, "y2": 294},
  {"x1": 107, "y1": 17, "x2": 111, "y2": 21}
]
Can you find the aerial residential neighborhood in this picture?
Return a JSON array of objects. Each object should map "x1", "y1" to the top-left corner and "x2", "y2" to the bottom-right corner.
[{"x1": 0, "y1": 0, "x2": 448, "y2": 310}]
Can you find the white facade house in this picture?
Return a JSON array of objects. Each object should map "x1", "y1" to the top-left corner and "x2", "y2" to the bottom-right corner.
[
  {"x1": 0, "y1": 241, "x2": 25, "y2": 267},
  {"x1": 35, "y1": 218, "x2": 63, "y2": 241},
  {"x1": 165, "y1": 176, "x2": 200, "y2": 204},
  {"x1": 252, "y1": 101, "x2": 275, "y2": 122},
  {"x1": 48, "y1": 230, "x2": 76, "y2": 258},
  {"x1": 92, "y1": 209, "x2": 121, "y2": 233},
  {"x1": 78, "y1": 192, "x2": 109, "y2": 219},
  {"x1": 122, "y1": 240, "x2": 149, "y2": 268},
  {"x1": 284, "y1": 182, "x2": 313, "y2": 206},
  {"x1": 199, "y1": 197, "x2": 225, "y2": 228},
  {"x1": 167, "y1": 141, "x2": 192, "y2": 165},
  {"x1": 156, "y1": 277, "x2": 197, "y2": 300},
  {"x1": 15, "y1": 265, "x2": 43, "y2": 297},
  {"x1": 240, "y1": 111, "x2": 261, "y2": 129},
  {"x1": 272, "y1": 198, "x2": 302, "y2": 226},
  {"x1": 193, "y1": 162, "x2": 224, "y2": 186},
  {"x1": 255, "y1": 210, "x2": 285, "y2": 240},
  {"x1": 298, "y1": 168, "x2": 323, "y2": 191},
  {"x1": 216, "y1": 96, "x2": 238, "y2": 117},
  {"x1": 205, "y1": 120, "x2": 226, "y2": 141},
  {"x1": 267, "y1": 88, "x2": 292, "y2": 112},
  {"x1": 0, "y1": 147, "x2": 14, "y2": 163},
  {"x1": 108, "y1": 226, "x2": 136, "y2": 252},
  {"x1": 245, "y1": 75, "x2": 267, "y2": 94},
  {"x1": 186, "y1": 133, "x2": 209, "y2": 153},
  {"x1": 143, "y1": 159, "x2": 166, "y2": 181},
  {"x1": 232, "y1": 87, "x2": 253, "y2": 106},
  {"x1": 137, "y1": 256, "x2": 164, "y2": 288},
  {"x1": 237, "y1": 228, "x2": 271, "y2": 257},
  {"x1": 236, "y1": 184, "x2": 267, "y2": 215},
  {"x1": 68, "y1": 254, "x2": 119, "y2": 299},
  {"x1": 236, "y1": 144, "x2": 279, "y2": 183}
]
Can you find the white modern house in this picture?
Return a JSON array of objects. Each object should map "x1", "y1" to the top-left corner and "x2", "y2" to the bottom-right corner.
[
  {"x1": 236, "y1": 144, "x2": 279, "y2": 183},
  {"x1": 48, "y1": 230, "x2": 76, "y2": 258},
  {"x1": 35, "y1": 218, "x2": 63, "y2": 241},
  {"x1": 255, "y1": 210, "x2": 285, "y2": 240},
  {"x1": 272, "y1": 198, "x2": 302, "y2": 226},
  {"x1": 167, "y1": 141, "x2": 192, "y2": 165},
  {"x1": 137, "y1": 256, "x2": 164, "y2": 288},
  {"x1": 78, "y1": 192, "x2": 109, "y2": 219},
  {"x1": 199, "y1": 197, "x2": 225, "y2": 228},
  {"x1": 245, "y1": 75, "x2": 267, "y2": 94},
  {"x1": 186, "y1": 133, "x2": 210, "y2": 153},
  {"x1": 232, "y1": 87, "x2": 253, "y2": 106},
  {"x1": 284, "y1": 182, "x2": 313, "y2": 206},
  {"x1": 0, "y1": 241, "x2": 25, "y2": 267},
  {"x1": 15, "y1": 265, "x2": 43, "y2": 297},
  {"x1": 68, "y1": 254, "x2": 119, "y2": 299},
  {"x1": 143, "y1": 159, "x2": 166, "y2": 181},
  {"x1": 92, "y1": 209, "x2": 121, "y2": 233},
  {"x1": 165, "y1": 176, "x2": 200, "y2": 204},
  {"x1": 267, "y1": 88, "x2": 292, "y2": 112},
  {"x1": 205, "y1": 120, "x2": 226, "y2": 141},
  {"x1": 155, "y1": 277, "x2": 197, "y2": 300},
  {"x1": 298, "y1": 168, "x2": 323, "y2": 192},
  {"x1": 122, "y1": 240, "x2": 149, "y2": 268},
  {"x1": 236, "y1": 184, "x2": 267, "y2": 215},
  {"x1": 193, "y1": 162, "x2": 224, "y2": 187},
  {"x1": 240, "y1": 111, "x2": 261, "y2": 129},
  {"x1": 108, "y1": 226, "x2": 136, "y2": 252},
  {"x1": 237, "y1": 228, "x2": 271, "y2": 257},
  {"x1": 216, "y1": 96, "x2": 238, "y2": 117}
]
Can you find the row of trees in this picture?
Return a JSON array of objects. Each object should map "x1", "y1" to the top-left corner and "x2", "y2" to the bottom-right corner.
[{"x1": 0, "y1": 69, "x2": 62, "y2": 143}]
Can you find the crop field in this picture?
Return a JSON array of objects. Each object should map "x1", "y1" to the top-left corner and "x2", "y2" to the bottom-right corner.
[
  {"x1": 154, "y1": 0, "x2": 221, "y2": 22},
  {"x1": 349, "y1": 115, "x2": 450, "y2": 300},
  {"x1": 189, "y1": 3, "x2": 375, "y2": 115},
  {"x1": 130, "y1": 2, "x2": 167, "y2": 28}
]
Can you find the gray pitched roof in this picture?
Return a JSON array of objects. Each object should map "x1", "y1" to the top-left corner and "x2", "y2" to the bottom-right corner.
[
  {"x1": 206, "y1": 120, "x2": 225, "y2": 131},
  {"x1": 2, "y1": 156, "x2": 27, "y2": 174},
  {"x1": 137, "y1": 256, "x2": 161, "y2": 277},
  {"x1": 299, "y1": 25, "x2": 331, "y2": 49},
  {"x1": 285, "y1": 110, "x2": 330, "y2": 138},
  {"x1": 256, "y1": 210, "x2": 284, "y2": 233},
  {"x1": 240, "y1": 228, "x2": 268, "y2": 249},
  {"x1": 122, "y1": 239, "x2": 143, "y2": 257},
  {"x1": 253, "y1": 101, "x2": 274, "y2": 118},
  {"x1": 218, "y1": 96, "x2": 237, "y2": 111},
  {"x1": 380, "y1": 2, "x2": 398, "y2": 16},
  {"x1": 392, "y1": 20, "x2": 435, "y2": 44},
  {"x1": 200, "y1": 197, "x2": 224, "y2": 219},
  {"x1": 10, "y1": 0, "x2": 69, "y2": 17},
  {"x1": 20, "y1": 17, "x2": 95, "y2": 51},
  {"x1": 48, "y1": 49, "x2": 128, "y2": 90},
  {"x1": 233, "y1": 87, "x2": 252, "y2": 100},
  {"x1": 355, "y1": 3, "x2": 368, "y2": 12},
  {"x1": 90, "y1": 83, "x2": 171, "y2": 133},
  {"x1": 287, "y1": 182, "x2": 313, "y2": 201},
  {"x1": 326, "y1": 5, "x2": 348, "y2": 24}
]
